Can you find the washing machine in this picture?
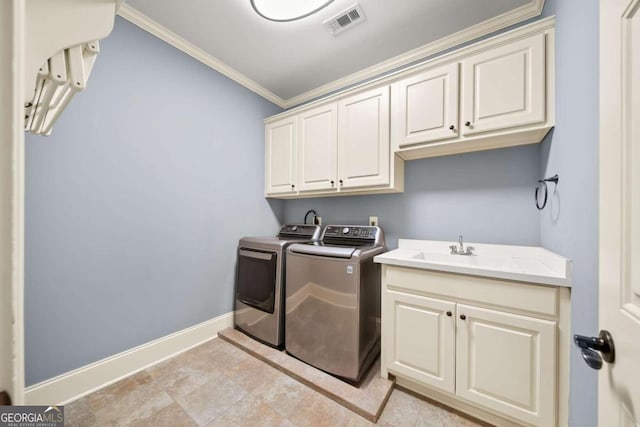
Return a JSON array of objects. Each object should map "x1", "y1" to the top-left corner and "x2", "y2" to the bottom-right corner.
[{"x1": 285, "y1": 225, "x2": 385, "y2": 382}]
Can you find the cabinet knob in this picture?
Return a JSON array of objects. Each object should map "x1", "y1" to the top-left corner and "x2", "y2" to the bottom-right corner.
[
  {"x1": 460, "y1": 314, "x2": 466, "y2": 320},
  {"x1": 446, "y1": 311, "x2": 452, "y2": 317},
  {"x1": 330, "y1": 180, "x2": 335, "y2": 186},
  {"x1": 339, "y1": 179, "x2": 343, "y2": 186},
  {"x1": 291, "y1": 184, "x2": 295, "y2": 189},
  {"x1": 464, "y1": 121, "x2": 471, "y2": 127},
  {"x1": 449, "y1": 125, "x2": 455, "y2": 131}
]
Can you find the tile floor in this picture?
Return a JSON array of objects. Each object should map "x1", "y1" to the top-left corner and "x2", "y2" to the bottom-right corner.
[
  {"x1": 218, "y1": 327, "x2": 393, "y2": 421},
  {"x1": 65, "y1": 338, "x2": 485, "y2": 426}
]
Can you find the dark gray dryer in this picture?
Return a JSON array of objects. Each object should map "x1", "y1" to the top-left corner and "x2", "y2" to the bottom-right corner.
[{"x1": 234, "y1": 224, "x2": 321, "y2": 348}]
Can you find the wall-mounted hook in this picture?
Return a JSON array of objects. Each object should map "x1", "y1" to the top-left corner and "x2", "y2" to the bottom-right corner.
[{"x1": 535, "y1": 174, "x2": 559, "y2": 210}]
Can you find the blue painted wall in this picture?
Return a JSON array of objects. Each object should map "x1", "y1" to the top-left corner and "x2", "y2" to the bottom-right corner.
[
  {"x1": 284, "y1": 144, "x2": 541, "y2": 249},
  {"x1": 539, "y1": 1, "x2": 599, "y2": 426},
  {"x1": 24, "y1": 18, "x2": 282, "y2": 386}
]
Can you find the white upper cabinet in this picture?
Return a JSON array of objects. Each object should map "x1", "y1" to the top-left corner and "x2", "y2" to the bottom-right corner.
[
  {"x1": 265, "y1": 116, "x2": 297, "y2": 195},
  {"x1": 264, "y1": 85, "x2": 403, "y2": 199},
  {"x1": 338, "y1": 86, "x2": 390, "y2": 189},
  {"x1": 263, "y1": 20, "x2": 553, "y2": 197},
  {"x1": 391, "y1": 63, "x2": 460, "y2": 149},
  {"x1": 461, "y1": 33, "x2": 546, "y2": 136},
  {"x1": 390, "y1": 24, "x2": 553, "y2": 160},
  {"x1": 298, "y1": 103, "x2": 338, "y2": 192}
]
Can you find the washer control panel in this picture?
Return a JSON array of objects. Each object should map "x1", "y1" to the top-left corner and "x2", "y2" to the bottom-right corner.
[{"x1": 323, "y1": 225, "x2": 379, "y2": 240}]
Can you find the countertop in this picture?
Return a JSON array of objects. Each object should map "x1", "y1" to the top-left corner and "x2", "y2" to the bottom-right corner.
[{"x1": 374, "y1": 239, "x2": 572, "y2": 287}]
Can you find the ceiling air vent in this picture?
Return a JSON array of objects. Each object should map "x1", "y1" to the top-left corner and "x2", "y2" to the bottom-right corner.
[{"x1": 324, "y1": 4, "x2": 366, "y2": 36}]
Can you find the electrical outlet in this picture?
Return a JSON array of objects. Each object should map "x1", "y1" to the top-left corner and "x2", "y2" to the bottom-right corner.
[
  {"x1": 315, "y1": 216, "x2": 322, "y2": 226},
  {"x1": 369, "y1": 216, "x2": 378, "y2": 226}
]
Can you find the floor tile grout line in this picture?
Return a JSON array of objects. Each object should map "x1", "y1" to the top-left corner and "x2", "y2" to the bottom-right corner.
[
  {"x1": 218, "y1": 329, "x2": 392, "y2": 423},
  {"x1": 63, "y1": 335, "x2": 483, "y2": 427},
  {"x1": 152, "y1": 369, "x2": 205, "y2": 427}
]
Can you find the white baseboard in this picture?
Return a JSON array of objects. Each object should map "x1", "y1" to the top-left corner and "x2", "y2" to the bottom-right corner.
[{"x1": 24, "y1": 312, "x2": 234, "y2": 405}]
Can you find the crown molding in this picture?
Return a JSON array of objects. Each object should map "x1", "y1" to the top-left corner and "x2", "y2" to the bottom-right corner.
[
  {"x1": 118, "y1": 0, "x2": 545, "y2": 110},
  {"x1": 266, "y1": 15, "x2": 554, "y2": 122},
  {"x1": 117, "y1": 4, "x2": 287, "y2": 108},
  {"x1": 285, "y1": 0, "x2": 545, "y2": 107}
]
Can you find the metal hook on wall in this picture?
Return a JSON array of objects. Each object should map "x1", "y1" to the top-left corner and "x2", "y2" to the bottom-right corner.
[{"x1": 535, "y1": 174, "x2": 559, "y2": 210}]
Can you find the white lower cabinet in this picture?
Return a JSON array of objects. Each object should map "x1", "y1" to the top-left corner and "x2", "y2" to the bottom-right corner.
[
  {"x1": 382, "y1": 266, "x2": 566, "y2": 427},
  {"x1": 385, "y1": 290, "x2": 456, "y2": 393},
  {"x1": 456, "y1": 304, "x2": 556, "y2": 427}
]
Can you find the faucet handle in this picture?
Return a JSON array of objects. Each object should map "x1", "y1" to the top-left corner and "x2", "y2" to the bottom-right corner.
[
  {"x1": 465, "y1": 246, "x2": 475, "y2": 255},
  {"x1": 449, "y1": 245, "x2": 459, "y2": 254}
]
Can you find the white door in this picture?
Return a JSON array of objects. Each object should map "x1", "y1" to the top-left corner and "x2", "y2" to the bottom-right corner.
[
  {"x1": 455, "y1": 304, "x2": 556, "y2": 427},
  {"x1": 391, "y1": 62, "x2": 459, "y2": 148},
  {"x1": 384, "y1": 290, "x2": 456, "y2": 393},
  {"x1": 599, "y1": 0, "x2": 640, "y2": 425},
  {"x1": 265, "y1": 117, "x2": 297, "y2": 195},
  {"x1": 297, "y1": 103, "x2": 338, "y2": 192},
  {"x1": 461, "y1": 33, "x2": 545, "y2": 136},
  {"x1": 337, "y1": 86, "x2": 390, "y2": 189}
]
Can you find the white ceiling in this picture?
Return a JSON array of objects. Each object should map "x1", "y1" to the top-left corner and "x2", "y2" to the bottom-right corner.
[{"x1": 121, "y1": 0, "x2": 539, "y2": 107}]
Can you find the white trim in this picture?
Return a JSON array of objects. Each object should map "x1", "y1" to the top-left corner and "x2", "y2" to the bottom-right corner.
[
  {"x1": 24, "y1": 312, "x2": 233, "y2": 405},
  {"x1": 266, "y1": 16, "x2": 555, "y2": 122},
  {"x1": 286, "y1": 0, "x2": 546, "y2": 107},
  {"x1": 117, "y1": 1, "x2": 545, "y2": 109},
  {"x1": 12, "y1": 0, "x2": 26, "y2": 403},
  {"x1": 116, "y1": 4, "x2": 287, "y2": 108},
  {"x1": 2, "y1": 0, "x2": 27, "y2": 405}
]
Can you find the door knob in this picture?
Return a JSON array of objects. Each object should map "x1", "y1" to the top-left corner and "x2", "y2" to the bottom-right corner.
[{"x1": 574, "y1": 330, "x2": 615, "y2": 370}]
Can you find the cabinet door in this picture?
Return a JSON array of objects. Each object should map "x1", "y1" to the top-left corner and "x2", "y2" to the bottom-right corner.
[
  {"x1": 392, "y1": 62, "x2": 459, "y2": 148},
  {"x1": 265, "y1": 117, "x2": 297, "y2": 195},
  {"x1": 298, "y1": 103, "x2": 338, "y2": 192},
  {"x1": 338, "y1": 86, "x2": 390, "y2": 188},
  {"x1": 456, "y1": 304, "x2": 556, "y2": 427},
  {"x1": 384, "y1": 290, "x2": 456, "y2": 393},
  {"x1": 461, "y1": 33, "x2": 545, "y2": 136}
]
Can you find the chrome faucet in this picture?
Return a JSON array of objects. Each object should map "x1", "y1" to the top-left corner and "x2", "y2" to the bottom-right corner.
[{"x1": 450, "y1": 235, "x2": 474, "y2": 255}]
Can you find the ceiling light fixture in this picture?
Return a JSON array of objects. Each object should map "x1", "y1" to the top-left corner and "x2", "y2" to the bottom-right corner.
[{"x1": 250, "y1": 0, "x2": 336, "y2": 22}]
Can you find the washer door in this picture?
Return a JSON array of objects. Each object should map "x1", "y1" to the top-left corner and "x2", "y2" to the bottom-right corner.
[{"x1": 236, "y1": 248, "x2": 277, "y2": 314}]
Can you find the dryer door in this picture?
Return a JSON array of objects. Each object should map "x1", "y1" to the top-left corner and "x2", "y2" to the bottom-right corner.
[{"x1": 237, "y1": 248, "x2": 277, "y2": 314}]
